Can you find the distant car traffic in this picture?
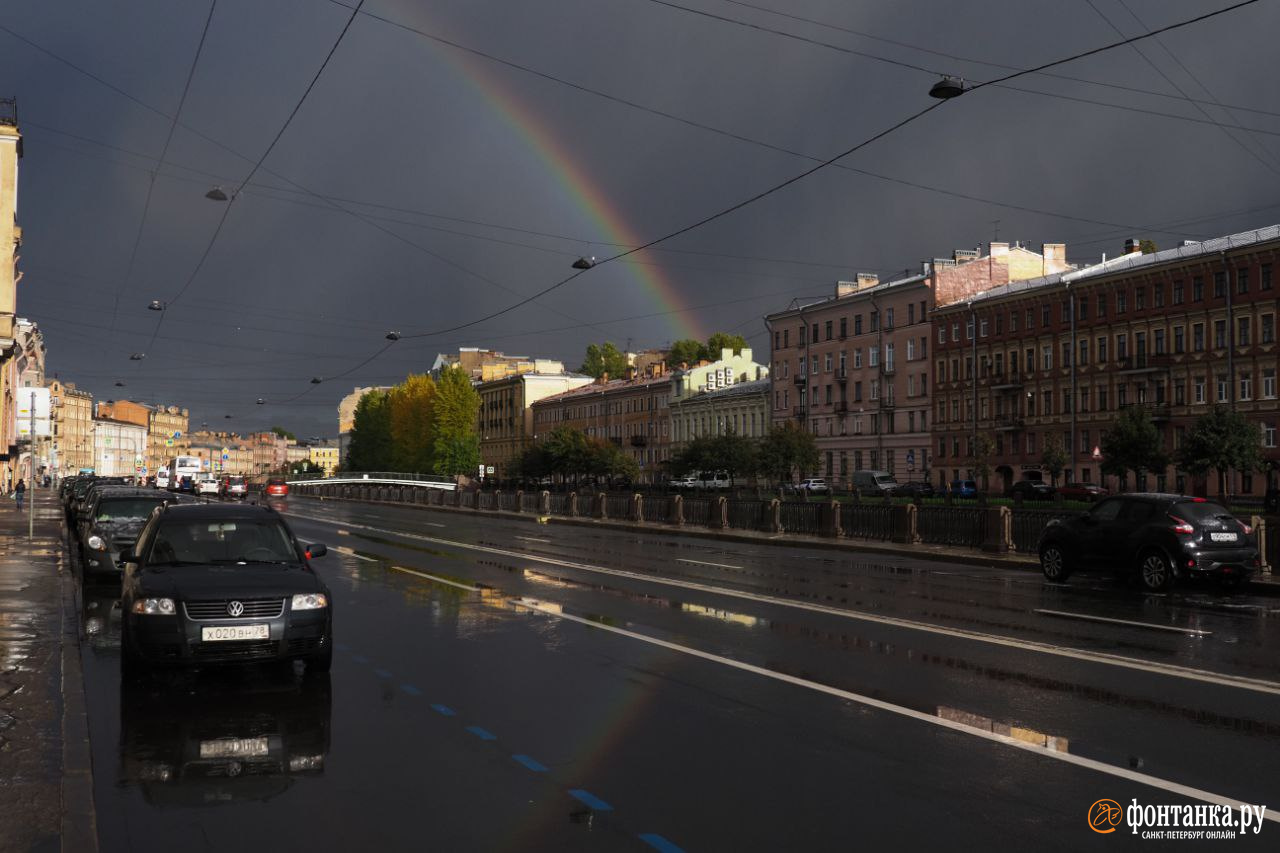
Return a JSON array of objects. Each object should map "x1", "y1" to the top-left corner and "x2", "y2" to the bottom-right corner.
[
  {"x1": 669, "y1": 475, "x2": 700, "y2": 490},
  {"x1": 77, "y1": 488, "x2": 179, "y2": 580},
  {"x1": 265, "y1": 478, "x2": 290, "y2": 497},
  {"x1": 120, "y1": 502, "x2": 331, "y2": 673},
  {"x1": 195, "y1": 476, "x2": 221, "y2": 496},
  {"x1": 793, "y1": 478, "x2": 830, "y2": 495},
  {"x1": 220, "y1": 475, "x2": 248, "y2": 500},
  {"x1": 1006, "y1": 480, "x2": 1055, "y2": 500},
  {"x1": 949, "y1": 480, "x2": 978, "y2": 498},
  {"x1": 1056, "y1": 482, "x2": 1110, "y2": 502},
  {"x1": 1038, "y1": 493, "x2": 1259, "y2": 592},
  {"x1": 852, "y1": 470, "x2": 898, "y2": 497},
  {"x1": 894, "y1": 481, "x2": 935, "y2": 499}
]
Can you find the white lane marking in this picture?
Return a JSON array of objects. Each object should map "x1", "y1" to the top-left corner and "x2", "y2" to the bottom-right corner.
[
  {"x1": 677, "y1": 558, "x2": 744, "y2": 570},
  {"x1": 283, "y1": 510, "x2": 1280, "y2": 696},
  {"x1": 516, "y1": 536, "x2": 553, "y2": 544},
  {"x1": 1035, "y1": 609, "x2": 1213, "y2": 636},
  {"x1": 423, "y1": 522, "x2": 446, "y2": 528},
  {"x1": 383, "y1": 563, "x2": 1280, "y2": 822},
  {"x1": 335, "y1": 546, "x2": 379, "y2": 563}
]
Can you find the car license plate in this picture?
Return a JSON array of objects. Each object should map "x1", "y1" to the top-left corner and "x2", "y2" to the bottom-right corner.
[
  {"x1": 201, "y1": 624, "x2": 269, "y2": 642},
  {"x1": 199, "y1": 737, "x2": 270, "y2": 759},
  {"x1": 1210, "y1": 532, "x2": 1238, "y2": 542}
]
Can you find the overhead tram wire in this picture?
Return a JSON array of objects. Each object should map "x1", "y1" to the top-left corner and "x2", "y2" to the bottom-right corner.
[
  {"x1": 141, "y1": 0, "x2": 368, "y2": 356},
  {"x1": 712, "y1": 0, "x2": 1280, "y2": 119},
  {"x1": 108, "y1": 0, "x2": 219, "y2": 349}
]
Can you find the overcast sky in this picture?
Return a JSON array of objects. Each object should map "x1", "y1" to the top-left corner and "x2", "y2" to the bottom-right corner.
[{"x1": 3, "y1": 0, "x2": 1278, "y2": 437}]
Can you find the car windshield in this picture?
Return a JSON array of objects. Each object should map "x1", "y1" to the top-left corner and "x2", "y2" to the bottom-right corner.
[
  {"x1": 148, "y1": 520, "x2": 299, "y2": 566},
  {"x1": 96, "y1": 499, "x2": 165, "y2": 523}
]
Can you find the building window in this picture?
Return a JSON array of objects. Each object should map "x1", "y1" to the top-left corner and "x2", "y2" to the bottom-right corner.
[
  {"x1": 870, "y1": 312, "x2": 879, "y2": 332},
  {"x1": 854, "y1": 381, "x2": 862, "y2": 402},
  {"x1": 1264, "y1": 369, "x2": 1276, "y2": 399},
  {"x1": 855, "y1": 315, "x2": 863, "y2": 335},
  {"x1": 840, "y1": 317, "x2": 847, "y2": 338},
  {"x1": 783, "y1": 329, "x2": 789, "y2": 348},
  {"x1": 1213, "y1": 271, "x2": 1226, "y2": 298},
  {"x1": 1061, "y1": 341, "x2": 1071, "y2": 367},
  {"x1": 1154, "y1": 328, "x2": 1166, "y2": 355},
  {"x1": 1216, "y1": 374, "x2": 1229, "y2": 403},
  {"x1": 1264, "y1": 423, "x2": 1277, "y2": 449},
  {"x1": 1041, "y1": 305, "x2": 1051, "y2": 328},
  {"x1": 798, "y1": 326, "x2": 806, "y2": 346},
  {"x1": 1262, "y1": 314, "x2": 1275, "y2": 344},
  {"x1": 1136, "y1": 287, "x2": 1146, "y2": 310},
  {"x1": 813, "y1": 323, "x2": 819, "y2": 341},
  {"x1": 1041, "y1": 345, "x2": 1052, "y2": 371},
  {"x1": 1213, "y1": 320, "x2": 1226, "y2": 350},
  {"x1": 1116, "y1": 290, "x2": 1127, "y2": 313},
  {"x1": 1077, "y1": 296, "x2": 1088, "y2": 319},
  {"x1": 886, "y1": 308, "x2": 895, "y2": 329},
  {"x1": 825, "y1": 320, "x2": 833, "y2": 340},
  {"x1": 1060, "y1": 300, "x2": 1069, "y2": 322},
  {"x1": 1097, "y1": 336, "x2": 1107, "y2": 363},
  {"x1": 979, "y1": 318, "x2": 989, "y2": 337},
  {"x1": 824, "y1": 353, "x2": 833, "y2": 372},
  {"x1": 1026, "y1": 432, "x2": 1036, "y2": 454},
  {"x1": 1174, "y1": 326, "x2": 1185, "y2": 354},
  {"x1": 869, "y1": 347, "x2": 879, "y2": 368},
  {"x1": 1078, "y1": 339, "x2": 1088, "y2": 366},
  {"x1": 1116, "y1": 334, "x2": 1128, "y2": 359},
  {"x1": 870, "y1": 380, "x2": 880, "y2": 400},
  {"x1": 1193, "y1": 277, "x2": 1204, "y2": 301},
  {"x1": 906, "y1": 338, "x2": 916, "y2": 361},
  {"x1": 1263, "y1": 264, "x2": 1273, "y2": 291},
  {"x1": 1097, "y1": 296, "x2": 1106, "y2": 319},
  {"x1": 1173, "y1": 280, "x2": 1184, "y2": 304},
  {"x1": 1026, "y1": 308, "x2": 1034, "y2": 330},
  {"x1": 1153, "y1": 284, "x2": 1164, "y2": 308},
  {"x1": 853, "y1": 348, "x2": 863, "y2": 369},
  {"x1": 1009, "y1": 311, "x2": 1018, "y2": 333},
  {"x1": 1193, "y1": 323, "x2": 1205, "y2": 352},
  {"x1": 1238, "y1": 317, "x2": 1251, "y2": 347},
  {"x1": 995, "y1": 313, "x2": 1003, "y2": 335},
  {"x1": 1238, "y1": 268, "x2": 1249, "y2": 294},
  {"x1": 1175, "y1": 382, "x2": 1185, "y2": 406},
  {"x1": 951, "y1": 322, "x2": 959, "y2": 342},
  {"x1": 938, "y1": 325, "x2": 947, "y2": 344},
  {"x1": 1097, "y1": 387, "x2": 1108, "y2": 411},
  {"x1": 1194, "y1": 376, "x2": 1205, "y2": 404},
  {"x1": 1240, "y1": 372, "x2": 1253, "y2": 401}
]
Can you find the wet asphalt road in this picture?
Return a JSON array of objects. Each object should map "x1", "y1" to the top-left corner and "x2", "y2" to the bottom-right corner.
[{"x1": 74, "y1": 495, "x2": 1280, "y2": 851}]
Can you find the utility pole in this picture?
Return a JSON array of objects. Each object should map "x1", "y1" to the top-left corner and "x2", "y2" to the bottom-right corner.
[{"x1": 29, "y1": 390, "x2": 35, "y2": 540}]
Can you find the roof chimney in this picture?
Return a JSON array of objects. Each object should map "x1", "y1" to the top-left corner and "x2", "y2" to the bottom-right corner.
[
  {"x1": 856, "y1": 272, "x2": 879, "y2": 289},
  {"x1": 1124, "y1": 237, "x2": 1142, "y2": 255},
  {"x1": 596, "y1": 372, "x2": 609, "y2": 385}
]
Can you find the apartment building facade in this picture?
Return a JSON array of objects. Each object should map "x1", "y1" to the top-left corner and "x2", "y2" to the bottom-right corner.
[
  {"x1": 766, "y1": 243, "x2": 1071, "y2": 486},
  {"x1": 476, "y1": 362, "x2": 592, "y2": 480},
  {"x1": 668, "y1": 378, "x2": 771, "y2": 450},
  {"x1": 48, "y1": 379, "x2": 94, "y2": 477},
  {"x1": 147, "y1": 404, "x2": 189, "y2": 475},
  {"x1": 932, "y1": 228, "x2": 1280, "y2": 496}
]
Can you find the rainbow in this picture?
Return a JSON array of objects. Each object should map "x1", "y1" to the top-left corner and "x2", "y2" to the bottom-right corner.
[{"x1": 427, "y1": 27, "x2": 706, "y2": 343}]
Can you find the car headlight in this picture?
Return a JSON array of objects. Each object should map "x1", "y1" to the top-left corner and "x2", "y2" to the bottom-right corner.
[
  {"x1": 291, "y1": 593, "x2": 328, "y2": 611},
  {"x1": 289, "y1": 754, "x2": 325, "y2": 772},
  {"x1": 131, "y1": 597, "x2": 176, "y2": 615},
  {"x1": 87, "y1": 534, "x2": 105, "y2": 551}
]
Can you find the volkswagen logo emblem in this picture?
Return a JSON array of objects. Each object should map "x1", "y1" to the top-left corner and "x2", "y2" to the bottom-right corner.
[{"x1": 227, "y1": 600, "x2": 245, "y2": 617}]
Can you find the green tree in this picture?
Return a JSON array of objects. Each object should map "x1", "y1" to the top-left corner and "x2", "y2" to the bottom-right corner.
[
  {"x1": 1100, "y1": 405, "x2": 1168, "y2": 491},
  {"x1": 708, "y1": 431, "x2": 758, "y2": 484},
  {"x1": 704, "y1": 332, "x2": 748, "y2": 359},
  {"x1": 669, "y1": 435, "x2": 715, "y2": 477},
  {"x1": 757, "y1": 422, "x2": 818, "y2": 486},
  {"x1": 542, "y1": 426, "x2": 592, "y2": 480},
  {"x1": 967, "y1": 434, "x2": 997, "y2": 494},
  {"x1": 666, "y1": 339, "x2": 706, "y2": 369},
  {"x1": 1039, "y1": 435, "x2": 1068, "y2": 486},
  {"x1": 1175, "y1": 406, "x2": 1263, "y2": 498},
  {"x1": 1139, "y1": 239, "x2": 1159, "y2": 254},
  {"x1": 586, "y1": 438, "x2": 639, "y2": 482},
  {"x1": 432, "y1": 366, "x2": 482, "y2": 477},
  {"x1": 579, "y1": 342, "x2": 629, "y2": 379},
  {"x1": 270, "y1": 425, "x2": 297, "y2": 441},
  {"x1": 388, "y1": 373, "x2": 437, "y2": 473},
  {"x1": 344, "y1": 390, "x2": 392, "y2": 471}
]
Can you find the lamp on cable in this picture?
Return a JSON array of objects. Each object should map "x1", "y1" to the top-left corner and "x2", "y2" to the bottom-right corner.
[
  {"x1": 130, "y1": 353, "x2": 146, "y2": 361},
  {"x1": 928, "y1": 76, "x2": 968, "y2": 99},
  {"x1": 310, "y1": 377, "x2": 323, "y2": 385},
  {"x1": 385, "y1": 331, "x2": 401, "y2": 341},
  {"x1": 147, "y1": 300, "x2": 166, "y2": 311},
  {"x1": 572, "y1": 256, "x2": 596, "y2": 270},
  {"x1": 205, "y1": 186, "x2": 231, "y2": 201}
]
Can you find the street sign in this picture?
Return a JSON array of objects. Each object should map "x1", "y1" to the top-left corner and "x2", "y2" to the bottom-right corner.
[
  {"x1": 486, "y1": 466, "x2": 495, "y2": 475},
  {"x1": 906, "y1": 450, "x2": 915, "y2": 465},
  {"x1": 173, "y1": 431, "x2": 182, "y2": 439}
]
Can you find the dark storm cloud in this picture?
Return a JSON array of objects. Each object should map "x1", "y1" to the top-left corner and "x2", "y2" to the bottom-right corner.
[{"x1": 3, "y1": 0, "x2": 1277, "y2": 435}]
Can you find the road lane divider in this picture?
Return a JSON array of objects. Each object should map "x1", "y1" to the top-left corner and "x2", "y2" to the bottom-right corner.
[
  {"x1": 290, "y1": 511, "x2": 1280, "y2": 696},
  {"x1": 1034, "y1": 609, "x2": 1214, "y2": 636},
  {"x1": 677, "y1": 558, "x2": 744, "y2": 570},
  {"x1": 377, "y1": 563, "x2": 1280, "y2": 822}
]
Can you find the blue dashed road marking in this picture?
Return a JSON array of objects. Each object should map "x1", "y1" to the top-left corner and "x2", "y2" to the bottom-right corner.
[
  {"x1": 335, "y1": 642, "x2": 350, "y2": 652},
  {"x1": 431, "y1": 704, "x2": 456, "y2": 716},
  {"x1": 639, "y1": 833, "x2": 684, "y2": 852},
  {"x1": 400, "y1": 684, "x2": 423, "y2": 696},
  {"x1": 512, "y1": 755, "x2": 548, "y2": 772},
  {"x1": 373, "y1": 668, "x2": 392, "y2": 679},
  {"x1": 351, "y1": 654, "x2": 369, "y2": 664},
  {"x1": 466, "y1": 726, "x2": 496, "y2": 741},
  {"x1": 569, "y1": 790, "x2": 613, "y2": 811}
]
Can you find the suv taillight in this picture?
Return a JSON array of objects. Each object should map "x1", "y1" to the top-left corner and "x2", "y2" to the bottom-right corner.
[{"x1": 1169, "y1": 515, "x2": 1194, "y2": 535}]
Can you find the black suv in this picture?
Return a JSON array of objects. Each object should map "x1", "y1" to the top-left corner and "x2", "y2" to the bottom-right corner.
[
  {"x1": 120, "y1": 503, "x2": 331, "y2": 674},
  {"x1": 1038, "y1": 493, "x2": 1259, "y2": 591}
]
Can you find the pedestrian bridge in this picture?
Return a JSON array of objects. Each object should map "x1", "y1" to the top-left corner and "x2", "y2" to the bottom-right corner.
[{"x1": 286, "y1": 472, "x2": 457, "y2": 491}]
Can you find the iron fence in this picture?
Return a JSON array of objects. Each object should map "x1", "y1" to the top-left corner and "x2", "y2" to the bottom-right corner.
[
  {"x1": 606, "y1": 494, "x2": 634, "y2": 520},
  {"x1": 477, "y1": 492, "x2": 494, "y2": 510},
  {"x1": 683, "y1": 497, "x2": 711, "y2": 526},
  {"x1": 918, "y1": 506, "x2": 986, "y2": 548},
  {"x1": 779, "y1": 501, "x2": 823, "y2": 535},
  {"x1": 1010, "y1": 508, "x2": 1086, "y2": 553},
  {"x1": 498, "y1": 493, "x2": 519, "y2": 511},
  {"x1": 642, "y1": 496, "x2": 674, "y2": 523},
  {"x1": 548, "y1": 493, "x2": 572, "y2": 515},
  {"x1": 521, "y1": 492, "x2": 542, "y2": 513},
  {"x1": 841, "y1": 503, "x2": 895, "y2": 541},
  {"x1": 727, "y1": 500, "x2": 771, "y2": 531}
]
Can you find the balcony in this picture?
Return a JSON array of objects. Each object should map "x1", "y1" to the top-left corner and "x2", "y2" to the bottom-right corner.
[
  {"x1": 834, "y1": 400, "x2": 849, "y2": 414},
  {"x1": 879, "y1": 398, "x2": 895, "y2": 409},
  {"x1": 1120, "y1": 402, "x2": 1171, "y2": 422},
  {"x1": 990, "y1": 371, "x2": 1023, "y2": 391},
  {"x1": 792, "y1": 406, "x2": 808, "y2": 420},
  {"x1": 1116, "y1": 354, "x2": 1168, "y2": 374},
  {"x1": 792, "y1": 373, "x2": 808, "y2": 386},
  {"x1": 994, "y1": 416, "x2": 1025, "y2": 431},
  {"x1": 835, "y1": 367, "x2": 848, "y2": 382},
  {"x1": 630, "y1": 435, "x2": 648, "y2": 447},
  {"x1": 881, "y1": 363, "x2": 896, "y2": 376}
]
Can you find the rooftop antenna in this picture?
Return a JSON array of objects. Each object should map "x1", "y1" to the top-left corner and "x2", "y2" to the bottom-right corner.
[{"x1": 991, "y1": 219, "x2": 1001, "y2": 242}]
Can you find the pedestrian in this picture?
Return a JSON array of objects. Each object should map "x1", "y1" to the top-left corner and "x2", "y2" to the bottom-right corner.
[{"x1": 14, "y1": 478, "x2": 25, "y2": 511}]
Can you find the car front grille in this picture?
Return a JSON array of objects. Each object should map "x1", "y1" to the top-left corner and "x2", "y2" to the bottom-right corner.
[
  {"x1": 191, "y1": 640, "x2": 279, "y2": 660},
  {"x1": 287, "y1": 636, "x2": 325, "y2": 655},
  {"x1": 184, "y1": 598, "x2": 285, "y2": 620}
]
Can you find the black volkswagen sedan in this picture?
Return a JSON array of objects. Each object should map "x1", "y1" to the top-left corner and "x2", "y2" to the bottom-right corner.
[
  {"x1": 1038, "y1": 493, "x2": 1259, "y2": 592},
  {"x1": 120, "y1": 503, "x2": 331, "y2": 674},
  {"x1": 78, "y1": 488, "x2": 181, "y2": 580}
]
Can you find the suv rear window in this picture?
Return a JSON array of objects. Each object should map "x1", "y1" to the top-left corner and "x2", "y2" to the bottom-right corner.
[{"x1": 1170, "y1": 500, "x2": 1233, "y2": 523}]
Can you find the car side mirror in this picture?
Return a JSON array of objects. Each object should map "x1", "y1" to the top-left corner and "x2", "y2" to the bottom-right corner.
[{"x1": 305, "y1": 543, "x2": 327, "y2": 558}]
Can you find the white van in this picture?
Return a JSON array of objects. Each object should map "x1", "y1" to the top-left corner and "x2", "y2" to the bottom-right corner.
[
  {"x1": 154, "y1": 470, "x2": 171, "y2": 490},
  {"x1": 698, "y1": 471, "x2": 731, "y2": 490}
]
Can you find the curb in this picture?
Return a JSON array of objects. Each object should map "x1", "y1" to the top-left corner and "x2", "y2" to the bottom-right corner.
[
  {"x1": 297, "y1": 492, "x2": 1280, "y2": 597},
  {"x1": 59, "y1": 522, "x2": 98, "y2": 853}
]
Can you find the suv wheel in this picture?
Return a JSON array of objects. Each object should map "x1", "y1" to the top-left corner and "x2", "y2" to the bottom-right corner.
[
  {"x1": 1139, "y1": 550, "x2": 1174, "y2": 592},
  {"x1": 1040, "y1": 543, "x2": 1071, "y2": 583}
]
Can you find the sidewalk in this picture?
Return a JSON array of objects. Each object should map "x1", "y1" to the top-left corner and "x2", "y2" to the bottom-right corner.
[
  {"x1": 302, "y1": 491, "x2": 1280, "y2": 597},
  {"x1": 0, "y1": 490, "x2": 95, "y2": 853}
]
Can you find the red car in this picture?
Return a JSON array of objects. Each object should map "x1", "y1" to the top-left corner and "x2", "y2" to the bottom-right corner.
[
  {"x1": 265, "y1": 478, "x2": 289, "y2": 497},
  {"x1": 1057, "y1": 482, "x2": 1109, "y2": 502}
]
